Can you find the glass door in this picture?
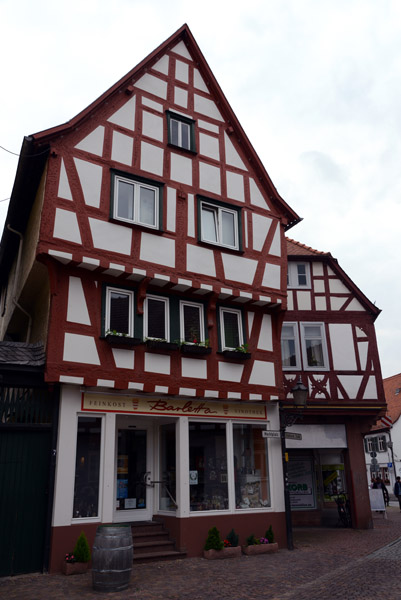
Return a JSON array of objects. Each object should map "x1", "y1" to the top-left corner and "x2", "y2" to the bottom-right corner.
[{"x1": 115, "y1": 421, "x2": 153, "y2": 521}]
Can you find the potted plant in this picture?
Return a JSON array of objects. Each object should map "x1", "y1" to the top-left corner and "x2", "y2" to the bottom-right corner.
[
  {"x1": 62, "y1": 531, "x2": 91, "y2": 575},
  {"x1": 203, "y1": 526, "x2": 241, "y2": 559},
  {"x1": 242, "y1": 529, "x2": 278, "y2": 555},
  {"x1": 222, "y1": 343, "x2": 251, "y2": 360},
  {"x1": 180, "y1": 338, "x2": 212, "y2": 355},
  {"x1": 145, "y1": 338, "x2": 179, "y2": 351},
  {"x1": 104, "y1": 330, "x2": 142, "y2": 346}
]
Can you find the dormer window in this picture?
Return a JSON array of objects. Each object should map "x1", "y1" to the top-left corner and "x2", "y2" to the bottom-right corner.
[
  {"x1": 166, "y1": 110, "x2": 196, "y2": 152},
  {"x1": 287, "y1": 262, "x2": 311, "y2": 288},
  {"x1": 111, "y1": 171, "x2": 163, "y2": 230}
]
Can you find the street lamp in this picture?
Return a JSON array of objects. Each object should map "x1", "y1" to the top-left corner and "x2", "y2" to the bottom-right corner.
[{"x1": 280, "y1": 377, "x2": 308, "y2": 551}]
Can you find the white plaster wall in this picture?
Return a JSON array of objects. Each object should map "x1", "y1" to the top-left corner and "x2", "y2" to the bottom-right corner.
[
  {"x1": 222, "y1": 254, "x2": 257, "y2": 285},
  {"x1": 363, "y1": 376, "x2": 378, "y2": 399},
  {"x1": 174, "y1": 87, "x2": 188, "y2": 108},
  {"x1": 53, "y1": 208, "x2": 82, "y2": 244},
  {"x1": 186, "y1": 244, "x2": 216, "y2": 277},
  {"x1": 262, "y1": 263, "x2": 281, "y2": 289},
  {"x1": 330, "y1": 297, "x2": 346, "y2": 310},
  {"x1": 249, "y1": 178, "x2": 269, "y2": 210},
  {"x1": 170, "y1": 153, "x2": 192, "y2": 185},
  {"x1": 67, "y1": 276, "x2": 91, "y2": 325},
  {"x1": 142, "y1": 97, "x2": 163, "y2": 112},
  {"x1": 175, "y1": 59, "x2": 189, "y2": 83},
  {"x1": 112, "y1": 348, "x2": 135, "y2": 369},
  {"x1": 75, "y1": 126, "x2": 105, "y2": 156},
  {"x1": 338, "y1": 375, "x2": 363, "y2": 399},
  {"x1": 135, "y1": 73, "x2": 167, "y2": 99},
  {"x1": 257, "y1": 314, "x2": 273, "y2": 351},
  {"x1": 181, "y1": 357, "x2": 207, "y2": 379},
  {"x1": 314, "y1": 279, "x2": 325, "y2": 293},
  {"x1": 224, "y1": 133, "x2": 246, "y2": 170},
  {"x1": 198, "y1": 119, "x2": 218, "y2": 133},
  {"x1": 108, "y1": 95, "x2": 136, "y2": 130},
  {"x1": 140, "y1": 232, "x2": 175, "y2": 268},
  {"x1": 58, "y1": 159, "x2": 72, "y2": 200},
  {"x1": 199, "y1": 162, "x2": 221, "y2": 194},
  {"x1": 140, "y1": 141, "x2": 164, "y2": 176},
  {"x1": 329, "y1": 278, "x2": 350, "y2": 293},
  {"x1": 187, "y1": 194, "x2": 195, "y2": 237},
  {"x1": 312, "y1": 262, "x2": 324, "y2": 276},
  {"x1": 194, "y1": 95, "x2": 223, "y2": 120},
  {"x1": 315, "y1": 296, "x2": 327, "y2": 310},
  {"x1": 74, "y1": 158, "x2": 103, "y2": 208},
  {"x1": 249, "y1": 360, "x2": 275, "y2": 386},
  {"x1": 142, "y1": 111, "x2": 163, "y2": 142},
  {"x1": 194, "y1": 69, "x2": 208, "y2": 92},
  {"x1": 153, "y1": 55, "x2": 169, "y2": 74},
  {"x1": 199, "y1": 133, "x2": 220, "y2": 160},
  {"x1": 285, "y1": 424, "x2": 347, "y2": 449},
  {"x1": 111, "y1": 131, "x2": 133, "y2": 166},
  {"x1": 358, "y1": 341, "x2": 369, "y2": 369},
  {"x1": 346, "y1": 298, "x2": 365, "y2": 311},
  {"x1": 63, "y1": 333, "x2": 100, "y2": 365},
  {"x1": 144, "y1": 352, "x2": 171, "y2": 374},
  {"x1": 252, "y1": 213, "x2": 272, "y2": 251},
  {"x1": 166, "y1": 187, "x2": 177, "y2": 232},
  {"x1": 297, "y1": 291, "x2": 312, "y2": 310},
  {"x1": 269, "y1": 223, "x2": 281, "y2": 257},
  {"x1": 329, "y1": 324, "x2": 357, "y2": 370},
  {"x1": 218, "y1": 362, "x2": 244, "y2": 382},
  {"x1": 89, "y1": 218, "x2": 132, "y2": 255},
  {"x1": 226, "y1": 171, "x2": 244, "y2": 202},
  {"x1": 172, "y1": 41, "x2": 192, "y2": 60}
]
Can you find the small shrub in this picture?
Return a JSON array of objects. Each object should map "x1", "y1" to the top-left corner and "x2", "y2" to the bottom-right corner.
[
  {"x1": 73, "y1": 531, "x2": 91, "y2": 563},
  {"x1": 226, "y1": 528, "x2": 239, "y2": 548},
  {"x1": 246, "y1": 533, "x2": 260, "y2": 546},
  {"x1": 265, "y1": 525, "x2": 275, "y2": 543},
  {"x1": 204, "y1": 526, "x2": 224, "y2": 551}
]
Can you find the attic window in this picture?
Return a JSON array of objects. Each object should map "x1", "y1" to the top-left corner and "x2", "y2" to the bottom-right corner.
[
  {"x1": 287, "y1": 262, "x2": 311, "y2": 289},
  {"x1": 166, "y1": 110, "x2": 196, "y2": 153}
]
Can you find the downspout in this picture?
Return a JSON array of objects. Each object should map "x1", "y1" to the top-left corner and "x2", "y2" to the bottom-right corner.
[{"x1": 6, "y1": 224, "x2": 32, "y2": 342}]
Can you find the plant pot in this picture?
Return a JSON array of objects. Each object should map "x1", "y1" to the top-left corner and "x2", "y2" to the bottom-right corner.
[
  {"x1": 62, "y1": 561, "x2": 89, "y2": 575},
  {"x1": 145, "y1": 340, "x2": 179, "y2": 351},
  {"x1": 105, "y1": 335, "x2": 142, "y2": 347},
  {"x1": 242, "y1": 543, "x2": 278, "y2": 555},
  {"x1": 180, "y1": 344, "x2": 212, "y2": 355},
  {"x1": 222, "y1": 350, "x2": 251, "y2": 360},
  {"x1": 203, "y1": 546, "x2": 242, "y2": 559}
]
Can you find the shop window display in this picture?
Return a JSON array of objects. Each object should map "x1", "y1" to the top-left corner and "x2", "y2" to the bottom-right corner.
[
  {"x1": 233, "y1": 424, "x2": 270, "y2": 509},
  {"x1": 189, "y1": 423, "x2": 228, "y2": 511},
  {"x1": 73, "y1": 417, "x2": 101, "y2": 518}
]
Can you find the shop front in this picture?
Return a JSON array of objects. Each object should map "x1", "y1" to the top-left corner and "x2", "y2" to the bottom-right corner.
[{"x1": 49, "y1": 385, "x2": 286, "y2": 570}]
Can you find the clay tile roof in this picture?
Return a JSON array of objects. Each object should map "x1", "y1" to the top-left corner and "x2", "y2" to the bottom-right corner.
[
  {"x1": 0, "y1": 341, "x2": 46, "y2": 367},
  {"x1": 286, "y1": 238, "x2": 330, "y2": 257}
]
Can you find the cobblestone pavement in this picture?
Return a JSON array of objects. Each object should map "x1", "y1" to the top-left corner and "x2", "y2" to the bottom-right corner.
[{"x1": 2, "y1": 508, "x2": 401, "y2": 600}]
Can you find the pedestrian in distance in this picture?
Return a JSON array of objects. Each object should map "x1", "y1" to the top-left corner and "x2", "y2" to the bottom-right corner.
[
  {"x1": 394, "y1": 476, "x2": 401, "y2": 511},
  {"x1": 373, "y1": 476, "x2": 390, "y2": 507}
]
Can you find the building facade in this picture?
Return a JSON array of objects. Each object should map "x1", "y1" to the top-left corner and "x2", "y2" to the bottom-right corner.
[{"x1": 0, "y1": 25, "x2": 386, "y2": 574}]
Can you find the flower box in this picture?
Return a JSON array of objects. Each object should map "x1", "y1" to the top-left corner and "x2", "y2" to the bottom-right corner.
[
  {"x1": 105, "y1": 335, "x2": 142, "y2": 346},
  {"x1": 62, "y1": 561, "x2": 89, "y2": 575},
  {"x1": 242, "y1": 542, "x2": 278, "y2": 555},
  {"x1": 146, "y1": 340, "x2": 179, "y2": 351},
  {"x1": 222, "y1": 350, "x2": 251, "y2": 360},
  {"x1": 180, "y1": 344, "x2": 212, "y2": 355},
  {"x1": 203, "y1": 546, "x2": 242, "y2": 559}
]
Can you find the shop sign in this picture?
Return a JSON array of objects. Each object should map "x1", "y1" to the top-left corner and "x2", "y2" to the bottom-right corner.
[{"x1": 81, "y1": 393, "x2": 267, "y2": 420}]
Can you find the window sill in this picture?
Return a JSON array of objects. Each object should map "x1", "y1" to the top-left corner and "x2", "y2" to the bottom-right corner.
[
  {"x1": 104, "y1": 335, "x2": 142, "y2": 347},
  {"x1": 197, "y1": 240, "x2": 244, "y2": 254},
  {"x1": 167, "y1": 142, "x2": 197, "y2": 156},
  {"x1": 221, "y1": 350, "x2": 251, "y2": 360},
  {"x1": 180, "y1": 344, "x2": 212, "y2": 356},
  {"x1": 145, "y1": 340, "x2": 179, "y2": 351}
]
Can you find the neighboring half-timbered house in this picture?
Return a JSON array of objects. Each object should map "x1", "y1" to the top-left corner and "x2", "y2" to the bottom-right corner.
[
  {"x1": 282, "y1": 238, "x2": 386, "y2": 526},
  {"x1": 0, "y1": 25, "x2": 386, "y2": 574}
]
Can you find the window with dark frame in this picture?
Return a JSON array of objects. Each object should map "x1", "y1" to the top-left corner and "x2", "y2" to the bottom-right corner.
[
  {"x1": 199, "y1": 198, "x2": 240, "y2": 250},
  {"x1": 111, "y1": 172, "x2": 163, "y2": 230},
  {"x1": 144, "y1": 295, "x2": 169, "y2": 340},
  {"x1": 220, "y1": 307, "x2": 243, "y2": 350},
  {"x1": 105, "y1": 287, "x2": 134, "y2": 337},
  {"x1": 166, "y1": 110, "x2": 196, "y2": 152},
  {"x1": 180, "y1": 301, "x2": 204, "y2": 344}
]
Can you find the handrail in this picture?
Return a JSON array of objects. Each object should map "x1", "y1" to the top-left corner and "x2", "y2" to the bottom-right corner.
[{"x1": 145, "y1": 474, "x2": 178, "y2": 508}]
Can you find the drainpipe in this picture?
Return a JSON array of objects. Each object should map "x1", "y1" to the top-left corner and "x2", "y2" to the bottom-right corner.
[{"x1": 6, "y1": 224, "x2": 32, "y2": 342}]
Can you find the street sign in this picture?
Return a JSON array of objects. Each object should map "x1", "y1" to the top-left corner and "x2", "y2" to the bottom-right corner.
[
  {"x1": 285, "y1": 432, "x2": 302, "y2": 441},
  {"x1": 371, "y1": 458, "x2": 378, "y2": 465},
  {"x1": 388, "y1": 463, "x2": 393, "y2": 468},
  {"x1": 370, "y1": 452, "x2": 377, "y2": 458},
  {"x1": 262, "y1": 430, "x2": 280, "y2": 439},
  {"x1": 381, "y1": 415, "x2": 393, "y2": 428}
]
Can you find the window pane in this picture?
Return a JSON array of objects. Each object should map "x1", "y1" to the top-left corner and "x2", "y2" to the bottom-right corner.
[
  {"x1": 73, "y1": 417, "x2": 101, "y2": 518},
  {"x1": 183, "y1": 304, "x2": 202, "y2": 343},
  {"x1": 171, "y1": 119, "x2": 179, "y2": 146},
  {"x1": 189, "y1": 423, "x2": 228, "y2": 511},
  {"x1": 305, "y1": 339, "x2": 324, "y2": 367},
  {"x1": 181, "y1": 122, "x2": 190, "y2": 149},
  {"x1": 233, "y1": 424, "x2": 270, "y2": 509},
  {"x1": 221, "y1": 210, "x2": 236, "y2": 247},
  {"x1": 159, "y1": 424, "x2": 176, "y2": 511},
  {"x1": 147, "y1": 298, "x2": 166, "y2": 339},
  {"x1": 109, "y1": 291, "x2": 130, "y2": 335},
  {"x1": 297, "y1": 264, "x2": 307, "y2": 286},
  {"x1": 223, "y1": 310, "x2": 240, "y2": 349},
  {"x1": 117, "y1": 180, "x2": 134, "y2": 220},
  {"x1": 201, "y1": 206, "x2": 218, "y2": 242},
  {"x1": 139, "y1": 186, "x2": 156, "y2": 226},
  {"x1": 116, "y1": 429, "x2": 147, "y2": 511},
  {"x1": 282, "y1": 339, "x2": 297, "y2": 367}
]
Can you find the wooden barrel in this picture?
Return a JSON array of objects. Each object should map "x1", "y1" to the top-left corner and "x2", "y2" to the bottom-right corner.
[{"x1": 92, "y1": 525, "x2": 133, "y2": 592}]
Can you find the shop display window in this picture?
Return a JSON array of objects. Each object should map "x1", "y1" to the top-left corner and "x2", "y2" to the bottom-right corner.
[
  {"x1": 233, "y1": 424, "x2": 270, "y2": 509},
  {"x1": 116, "y1": 429, "x2": 147, "y2": 511},
  {"x1": 189, "y1": 423, "x2": 228, "y2": 511},
  {"x1": 72, "y1": 416, "x2": 101, "y2": 518},
  {"x1": 159, "y1": 423, "x2": 176, "y2": 511}
]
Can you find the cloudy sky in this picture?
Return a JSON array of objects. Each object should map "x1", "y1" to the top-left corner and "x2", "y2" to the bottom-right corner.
[{"x1": 1, "y1": 0, "x2": 400, "y2": 378}]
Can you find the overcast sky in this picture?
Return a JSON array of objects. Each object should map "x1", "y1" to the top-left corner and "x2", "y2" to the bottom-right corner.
[{"x1": 1, "y1": 0, "x2": 400, "y2": 378}]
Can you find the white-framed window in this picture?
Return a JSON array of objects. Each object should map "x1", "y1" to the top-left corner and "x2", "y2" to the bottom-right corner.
[
  {"x1": 287, "y1": 262, "x2": 311, "y2": 288},
  {"x1": 200, "y1": 199, "x2": 240, "y2": 250},
  {"x1": 220, "y1": 307, "x2": 243, "y2": 350},
  {"x1": 166, "y1": 110, "x2": 196, "y2": 152},
  {"x1": 112, "y1": 173, "x2": 161, "y2": 229},
  {"x1": 144, "y1": 295, "x2": 169, "y2": 340},
  {"x1": 180, "y1": 301, "x2": 205, "y2": 344},
  {"x1": 105, "y1": 287, "x2": 134, "y2": 337},
  {"x1": 378, "y1": 435, "x2": 387, "y2": 452},
  {"x1": 300, "y1": 322, "x2": 328, "y2": 370},
  {"x1": 365, "y1": 437, "x2": 379, "y2": 453},
  {"x1": 281, "y1": 323, "x2": 301, "y2": 370}
]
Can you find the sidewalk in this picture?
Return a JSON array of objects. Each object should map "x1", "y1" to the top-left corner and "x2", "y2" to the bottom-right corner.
[{"x1": 2, "y1": 507, "x2": 401, "y2": 600}]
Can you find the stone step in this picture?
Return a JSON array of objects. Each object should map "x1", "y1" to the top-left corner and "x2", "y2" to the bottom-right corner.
[
  {"x1": 134, "y1": 539, "x2": 176, "y2": 554},
  {"x1": 133, "y1": 550, "x2": 187, "y2": 564}
]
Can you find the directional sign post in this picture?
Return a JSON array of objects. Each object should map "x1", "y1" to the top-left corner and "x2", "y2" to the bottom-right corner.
[
  {"x1": 262, "y1": 430, "x2": 302, "y2": 441},
  {"x1": 285, "y1": 432, "x2": 302, "y2": 441}
]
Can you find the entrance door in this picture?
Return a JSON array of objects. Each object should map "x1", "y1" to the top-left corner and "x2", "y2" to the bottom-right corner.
[{"x1": 115, "y1": 421, "x2": 153, "y2": 521}]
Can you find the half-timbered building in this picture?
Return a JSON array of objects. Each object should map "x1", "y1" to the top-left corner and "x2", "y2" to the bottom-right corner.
[{"x1": 0, "y1": 25, "x2": 386, "y2": 574}]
